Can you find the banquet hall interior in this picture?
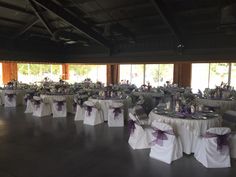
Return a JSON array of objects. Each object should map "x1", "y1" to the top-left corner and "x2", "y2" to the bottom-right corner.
[{"x1": 0, "y1": 0, "x2": 236, "y2": 177}]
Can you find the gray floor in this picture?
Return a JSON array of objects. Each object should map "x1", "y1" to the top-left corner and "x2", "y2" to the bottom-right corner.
[{"x1": 0, "y1": 106, "x2": 235, "y2": 177}]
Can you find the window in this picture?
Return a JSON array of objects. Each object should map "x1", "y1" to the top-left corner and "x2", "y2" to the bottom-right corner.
[
  {"x1": 120, "y1": 64, "x2": 174, "y2": 87},
  {"x1": 18, "y1": 64, "x2": 62, "y2": 83},
  {"x1": 69, "y1": 65, "x2": 107, "y2": 84},
  {"x1": 192, "y1": 63, "x2": 232, "y2": 92}
]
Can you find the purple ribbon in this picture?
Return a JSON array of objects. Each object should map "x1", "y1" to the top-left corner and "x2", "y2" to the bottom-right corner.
[
  {"x1": 86, "y1": 106, "x2": 93, "y2": 116},
  {"x1": 34, "y1": 100, "x2": 41, "y2": 109},
  {"x1": 73, "y1": 102, "x2": 77, "y2": 112},
  {"x1": 150, "y1": 128, "x2": 174, "y2": 146},
  {"x1": 55, "y1": 101, "x2": 65, "y2": 111},
  {"x1": 5, "y1": 93, "x2": 15, "y2": 102},
  {"x1": 113, "y1": 108, "x2": 122, "y2": 119},
  {"x1": 128, "y1": 119, "x2": 136, "y2": 134},
  {"x1": 203, "y1": 132, "x2": 230, "y2": 152},
  {"x1": 24, "y1": 94, "x2": 33, "y2": 103}
]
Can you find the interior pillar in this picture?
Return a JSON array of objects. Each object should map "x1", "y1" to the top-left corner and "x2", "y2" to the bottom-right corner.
[
  {"x1": 2, "y1": 62, "x2": 18, "y2": 84},
  {"x1": 107, "y1": 64, "x2": 119, "y2": 85},
  {"x1": 62, "y1": 64, "x2": 69, "y2": 80},
  {"x1": 173, "y1": 62, "x2": 192, "y2": 87}
]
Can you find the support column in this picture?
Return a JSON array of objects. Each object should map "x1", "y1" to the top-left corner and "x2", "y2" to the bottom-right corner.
[
  {"x1": 173, "y1": 62, "x2": 192, "y2": 87},
  {"x1": 62, "y1": 64, "x2": 69, "y2": 80},
  {"x1": 2, "y1": 62, "x2": 18, "y2": 84},
  {"x1": 107, "y1": 64, "x2": 120, "y2": 85}
]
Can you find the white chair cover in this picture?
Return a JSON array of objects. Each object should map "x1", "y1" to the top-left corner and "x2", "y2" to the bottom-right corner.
[
  {"x1": 230, "y1": 132, "x2": 236, "y2": 159},
  {"x1": 24, "y1": 99, "x2": 34, "y2": 113},
  {"x1": 32, "y1": 96, "x2": 52, "y2": 117},
  {"x1": 149, "y1": 121, "x2": 183, "y2": 164},
  {"x1": 4, "y1": 90, "x2": 16, "y2": 107},
  {"x1": 52, "y1": 97, "x2": 67, "y2": 118},
  {"x1": 194, "y1": 127, "x2": 231, "y2": 168},
  {"x1": 74, "y1": 105, "x2": 85, "y2": 121},
  {"x1": 83, "y1": 101, "x2": 103, "y2": 126},
  {"x1": 108, "y1": 102, "x2": 124, "y2": 127},
  {"x1": 128, "y1": 113, "x2": 153, "y2": 149}
]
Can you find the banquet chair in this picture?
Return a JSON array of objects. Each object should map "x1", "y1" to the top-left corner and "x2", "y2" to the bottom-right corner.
[
  {"x1": 128, "y1": 113, "x2": 153, "y2": 149},
  {"x1": 222, "y1": 110, "x2": 236, "y2": 131},
  {"x1": 149, "y1": 121, "x2": 183, "y2": 164},
  {"x1": 32, "y1": 96, "x2": 51, "y2": 117},
  {"x1": 108, "y1": 102, "x2": 124, "y2": 127},
  {"x1": 83, "y1": 101, "x2": 103, "y2": 126},
  {"x1": 74, "y1": 96, "x2": 87, "y2": 121},
  {"x1": 230, "y1": 132, "x2": 236, "y2": 159},
  {"x1": 194, "y1": 127, "x2": 231, "y2": 168},
  {"x1": 133, "y1": 105, "x2": 149, "y2": 125},
  {"x1": 24, "y1": 93, "x2": 34, "y2": 113},
  {"x1": 4, "y1": 90, "x2": 16, "y2": 107},
  {"x1": 52, "y1": 97, "x2": 67, "y2": 118}
]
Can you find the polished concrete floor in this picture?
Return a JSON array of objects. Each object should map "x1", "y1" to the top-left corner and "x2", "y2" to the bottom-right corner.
[{"x1": 0, "y1": 106, "x2": 235, "y2": 177}]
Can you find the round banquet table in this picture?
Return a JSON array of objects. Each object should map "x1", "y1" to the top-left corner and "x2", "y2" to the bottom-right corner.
[
  {"x1": 197, "y1": 98, "x2": 236, "y2": 114},
  {"x1": 0, "y1": 89, "x2": 26, "y2": 106},
  {"x1": 148, "y1": 111, "x2": 222, "y2": 154},
  {"x1": 40, "y1": 94, "x2": 74, "y2": 113},
  {"x1": 89, "y1": 98, "x2": 130, "y2": 121}
]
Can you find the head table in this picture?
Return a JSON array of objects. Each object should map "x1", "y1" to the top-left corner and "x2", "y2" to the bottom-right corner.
[{"x1": 148, "y1": 111, "x2": 222, "y2": 154}]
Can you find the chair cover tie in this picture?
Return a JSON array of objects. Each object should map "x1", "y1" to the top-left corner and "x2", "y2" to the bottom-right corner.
[
  {"x1": 5, "y1": 93, "x2": 15, "y2": 102},
  {"x1": 113, "y1": 108, "x2": 122, "y2": 118},
  {"x1": 54, "y1": 101, "x2": 65, "y2": 111},
  {"x1": 128, "y1": 119, "x2": 136, "y2": 134},
  {"x1": 73, "y1": 102, "x2": 77, "y2": 112},
  {"x1": 150, "y1": 128, "x2": 174, "y2": 146},
  {"x1": 86, "y1": 106, "x2": 93, "y2": 116},
  {"x1": 203, "y1": 132, "x2": 230, "y2": 152},
  {"x1": 24, "y1": 94, "x2": 33, "y2": 103},
  {"x1": 34, "y1": 100, "x2": 41, "y2": 109}
]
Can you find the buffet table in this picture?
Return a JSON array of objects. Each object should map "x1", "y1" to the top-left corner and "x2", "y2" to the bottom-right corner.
[
  {"x1": 149, "y1": 111, "x2": 222, "y2": 154},
  {"x1": 40, "y1": 94, "x2": 74, "y2": 113},
  {"x1": 197, "y1": 98, "x2": 236, "y2": 114}
]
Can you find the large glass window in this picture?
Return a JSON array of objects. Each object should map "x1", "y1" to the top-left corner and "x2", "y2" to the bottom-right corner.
[
  {"x1": 120, "y1": 64, "x2": 173, "y2": 87},
  {"x1": 69, "y1": 65, "x2": 107, "y2": 84},
  {"x1": 192, "y1": 63, "x2": 231, "y2": 92},
  {"x1": 18, "y1": 63, "x2": 62, "y2": 83}
]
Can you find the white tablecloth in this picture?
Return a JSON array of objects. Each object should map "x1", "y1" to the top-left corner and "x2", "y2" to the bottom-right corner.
[
  {"x1": 40, "y1": 94, "x2": 74, "y2": 113},
  {"x1": 0, "y1": 89, "x2": 26, "y2": 106},
  {"x1": 89, "y1": 98, "x2": 129, "y2": 121},
  {"x1": 197, "y1": 98, "x2": 236, "y2": 114},
  {"x1": 149, "y1": 111, "x2": 222, "y2": 154}
]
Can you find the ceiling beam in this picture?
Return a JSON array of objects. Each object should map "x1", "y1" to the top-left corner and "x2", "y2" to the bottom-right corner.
[
  {"x1": 29, "y1": 0, "x2": 54, "y2": 37},
  {"x1": 32, "y1": 0, "x2": 111, "y2": 48},
  {"x1": 0, "y1": 1, "x2": 34, "y2": 15},
  {"x1": 13, "y1": 17, "x2": 40, "y2": 38},
  {"x1": 150, "y1": 0, "x2": 183, "y2": 45}
]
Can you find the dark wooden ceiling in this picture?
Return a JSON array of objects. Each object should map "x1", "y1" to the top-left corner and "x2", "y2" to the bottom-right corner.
[{"x1": 0, "y1": 0, "x2": 236, "y2": 63}]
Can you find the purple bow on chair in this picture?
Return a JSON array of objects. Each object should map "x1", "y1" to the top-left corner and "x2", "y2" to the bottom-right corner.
[
  {"x1": 5, "y1": 93, "x2": 15, "y2": 102},
  {"x1": 150, "y1": 128, "x2": 174, "y2": 146},
  {"x1": 55, "y1": 101, "x2": 65, "y2": 111},
  {"x1": 113, "y1": 108, "x2": 122, "y2": 119},
  {"x1": 128, "y1": 119, "x2": 136, "y2": 134},
  {"x1": 73, "y1": 102, "x2": 77, "y2": 112},
  {"x1": 34, "y1": 100, "x2": 41, "y2": 109},
  {"x1": 86, "y1": 106, "x2": 93, "y2": 116},
  {"x1": 203, "y1": 132, "x2": 230, "y2": 152}
]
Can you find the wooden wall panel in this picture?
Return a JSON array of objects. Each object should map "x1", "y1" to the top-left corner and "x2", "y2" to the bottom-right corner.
[
  {"x1": 62, "y1": 64, "x2": 69, "y2": 80},
  {"x1": 107, "y1": 64, "x2": 119, "y2": 85},
  {"x1": 2, "y1": 62, "x2": 18, "y2": 84},
  {"x1": 173, "y1": 63, "x2": 192, "y2": 87}
]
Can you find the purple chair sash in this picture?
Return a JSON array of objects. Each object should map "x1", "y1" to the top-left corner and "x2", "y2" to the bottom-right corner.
[
  {"x1": 113, "y1": 108, "x2": 122, "y2": 119},
  {"x1": 86, "y1": 106, "x2": 93, "y2": 116},
  {"x1": 128, "y1": 119, "x2": 136, "y2": 134},
  {"x1": 203, "y1": 132, "x2": 230, "y2": 152},
  {"x1": 150, "y1": 128, "x2": 174, "y2": 146},
  {"x1": 54, "y1": 101, "x2": 65, "y2": 111},
  {"x1": 34, "y1": 100, "x2": 41, "y2": 109},
  {"x1": 5, "y1": 93, "x2": 15, "y2": 102}
]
